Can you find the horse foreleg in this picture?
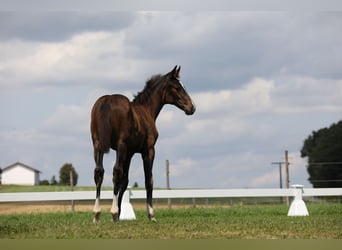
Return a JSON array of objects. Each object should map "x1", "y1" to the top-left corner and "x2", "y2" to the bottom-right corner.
[
  {"x1": 111, "y1": 153, "x2": 132, "y2": 222},
  {"x1": 115, "y1": 172, "x2": 130, "y2": 222},
  {"x1": 146, "y1": 179, "x2": 155, "y2": 222},
  {"x1": 143, "y1": 148, "x2": 156, "y2": 221},
  {"x1": 110, "y1": 192, "x2": 119, "y2": 222}
]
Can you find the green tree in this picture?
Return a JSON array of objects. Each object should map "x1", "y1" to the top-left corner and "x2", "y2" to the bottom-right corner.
[
  {"x1": 301, "y1": 120, "x2": 342, "y2": 188},
  {"x1": 50, "y1": 175, "x2": 58, "y2": 185},
  {"x1": 59, "y1": 163, "x2": 78, "y2": 186},
  {"x1": 40, "y1": 179, "x2": 50, "y2": 185}
]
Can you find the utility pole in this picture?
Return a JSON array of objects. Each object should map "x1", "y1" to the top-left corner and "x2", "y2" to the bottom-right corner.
[
  {"x1": 285, "y1": 150, "x2": 290, "y2": 206},
  {"x1": 166, "y1": 160, "x2": 171, "y2": 209},
  {"x1": 271, "y1": 150, "x2": 290, "y2": 205},
  {"x1": 70, "y1": 170, "x2": 75, "y2": 212},
  {"x1": 271, "y1": 162, "x2": 284, "y2": 189},
  {"x1": 285, "y1": 150, "x2": 290, "y2": 189},
  {"x1": 271, "y1": 162, "x2": 284, "y2": 204}
]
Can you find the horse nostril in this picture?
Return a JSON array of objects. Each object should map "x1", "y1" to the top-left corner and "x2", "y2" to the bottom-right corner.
[
  {"x1": 185, "y1": 104, "x2": 195, "y2": 115},
  {"x1": 191, "y1": 103, "x2": 196, "y2": 114}
]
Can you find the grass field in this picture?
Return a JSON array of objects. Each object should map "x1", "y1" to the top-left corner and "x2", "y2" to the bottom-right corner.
[
  {"x1": 0, "y1": 203, "x2": 341, "y2": 239},
  {"x1": 1, "y1": 185, "x2": 341, "y2": 239}
]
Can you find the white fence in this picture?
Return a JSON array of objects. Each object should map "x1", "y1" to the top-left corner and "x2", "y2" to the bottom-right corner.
[
  {"x1": 0, "y1": 187, "x2": 341, "y2": 203},
  {"x1": 0, "y1": 186, "x2": 341, "y2": 218}
]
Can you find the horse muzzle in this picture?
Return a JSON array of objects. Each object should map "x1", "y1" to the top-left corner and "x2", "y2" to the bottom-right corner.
[{"x1": 185, "y1": 103, "x2": 196, "y2": 115}]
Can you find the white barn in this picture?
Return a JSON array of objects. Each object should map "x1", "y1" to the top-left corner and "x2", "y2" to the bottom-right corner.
[{"x1": 1, "y1": 162, "x2": 41, "y2": 186}]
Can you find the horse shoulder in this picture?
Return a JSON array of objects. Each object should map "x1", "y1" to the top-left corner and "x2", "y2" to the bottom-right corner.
[
  {"x1": 129, "y1": 105, "x2": 143, "y2": 132},
  {"x1": 131, "y1": 105, "x2": 158, "y2": 140}
]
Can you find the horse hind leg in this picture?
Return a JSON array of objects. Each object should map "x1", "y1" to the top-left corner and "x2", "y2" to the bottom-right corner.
[
  {"x1": 93, "y1": 150, "x2": 104, "y2": 223},
  {"x1": 111, "y1": 151, "x2": 132, "y2": 222}
]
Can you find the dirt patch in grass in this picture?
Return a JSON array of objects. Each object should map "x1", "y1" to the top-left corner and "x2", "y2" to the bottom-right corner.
[
  {"x1": 0, "y1": 202, "x2": 93, "y2": 214},
  {"x1": 0, "y1": 201, "x2": 197, "y2": 215}
]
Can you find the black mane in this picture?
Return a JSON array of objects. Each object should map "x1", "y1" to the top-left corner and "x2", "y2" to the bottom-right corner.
[{"x1": 133, "y1": 74, "x2": 163, "y2": 104}]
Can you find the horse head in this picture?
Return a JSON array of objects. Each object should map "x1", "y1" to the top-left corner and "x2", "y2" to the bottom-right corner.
[{"x1": 163, "y1": 65, "x2": 196, "y2": 115}]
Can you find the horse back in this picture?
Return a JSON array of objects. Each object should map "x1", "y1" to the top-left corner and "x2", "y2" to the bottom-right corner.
[
  {"x1": 91, "y1": 94, "x2": 131, "y2": 152},
  {"x1": 91, "y1": 94, "x2": 157, "y2": 153}
]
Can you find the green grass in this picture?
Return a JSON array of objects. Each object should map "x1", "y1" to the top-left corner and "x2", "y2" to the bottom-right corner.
[{"x1": 0, "y1": 204, "x2": 341, "y2": 239}]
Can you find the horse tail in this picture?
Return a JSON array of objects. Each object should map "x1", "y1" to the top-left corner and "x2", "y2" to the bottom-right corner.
[
  {"x1": 97, "y1": 118, "x2": 111, "y2": 154},
  {"x1": 91, "y1": 96, "x2": 111, "y2": 154}
]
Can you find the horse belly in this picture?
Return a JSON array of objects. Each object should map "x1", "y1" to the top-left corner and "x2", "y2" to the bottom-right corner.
[
  {"x1": 109, "y1": 118, "x2": 146, "y2": 153},
  {"x1": 128, "y1": 135, "x2": 147, "y2": 153}
]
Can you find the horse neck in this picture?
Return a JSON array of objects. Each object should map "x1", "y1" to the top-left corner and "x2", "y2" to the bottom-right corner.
[
  {"x1": 133, "y1": 81, "x2": 166, "y2": 120},
  {"x1": 146, "y1": 92, "x2": 164, "y2": 120}
]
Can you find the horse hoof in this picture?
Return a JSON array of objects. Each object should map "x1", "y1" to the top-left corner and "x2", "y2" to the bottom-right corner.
[
  {"x1": 148, "y1": 215, "x2": 157, "y2": 222},
  {"x1": 111, "y1": 213, "x2": 120, "y2": 223},
  {"x1": 93, "y1": 212, "x2": 101, "y2": 224}
]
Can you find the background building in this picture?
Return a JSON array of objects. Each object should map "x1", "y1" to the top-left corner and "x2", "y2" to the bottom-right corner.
[{"x1": 1, "y1": 162, "x2": 41, "y2": 185}]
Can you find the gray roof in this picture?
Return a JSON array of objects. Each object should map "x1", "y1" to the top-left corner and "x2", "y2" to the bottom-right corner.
[{"x1": 2, "y1": 162, "x2": 41, "y2": 173}]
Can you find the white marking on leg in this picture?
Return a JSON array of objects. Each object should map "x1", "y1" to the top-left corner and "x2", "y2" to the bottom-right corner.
[
  {"x1": 147, "y1": 204, "x2": 154, "y2": 217},
  {"x1": 110, "y1": 194, "x2": 119, "y2": 215},
  {"x1": 93, "y1": 198, "x2": 101, "y2": 223},
  {"x1": 93, "y1": 198, "x2": 101, "y2": 214}
]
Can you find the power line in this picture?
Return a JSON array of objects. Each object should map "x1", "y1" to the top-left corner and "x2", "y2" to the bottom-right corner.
[{"x1": 271, "y1": 162, "x2": 285, "y2": 189}]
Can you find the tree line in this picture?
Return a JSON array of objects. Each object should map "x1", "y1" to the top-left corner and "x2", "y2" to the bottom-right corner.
[
  {"x1": 301, "y1": 120, "x2": 342, "y2": 188},
  {"x1": 40, "y1": 163, "x2": 78, "y2": 186}
]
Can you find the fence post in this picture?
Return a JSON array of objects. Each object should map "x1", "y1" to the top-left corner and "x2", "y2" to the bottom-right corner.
[
  {"x1": 70, "y1": 170, "x2": 75, "y2": 212},
  {"x1": 287, "y1": 184, "x2": 309, "y2": 216},
  {"x1": 285, "y1": 150, "x2": 290, "y2": 206},
  {"x1": 166, "y1": 160, "x2": 171, "y2": 209}
]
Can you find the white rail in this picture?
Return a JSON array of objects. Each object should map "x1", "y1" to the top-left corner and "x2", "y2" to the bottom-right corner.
[
  {"x1": 1, "y1": 186, "x2": 341, "y2": 218},
  {"x1": 0, "y1": 187, "x2": 341, "y2": 203}
]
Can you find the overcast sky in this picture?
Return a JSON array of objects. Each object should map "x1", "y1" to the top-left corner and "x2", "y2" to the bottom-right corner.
[{"x1": 0, "y1": 11, "x2": 341, "y2": 189}]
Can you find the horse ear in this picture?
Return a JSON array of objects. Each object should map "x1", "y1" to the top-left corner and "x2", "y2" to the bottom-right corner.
[
  {"x1": 176, "y1": 66, "x2": 181, "y2": 78},
  {"x1": 169, "y1": 65, "x2": 180, "y2": 78}
]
